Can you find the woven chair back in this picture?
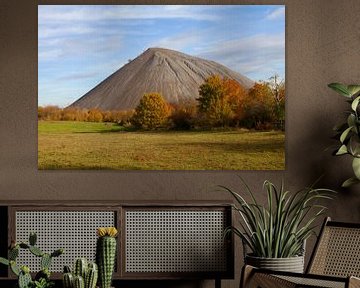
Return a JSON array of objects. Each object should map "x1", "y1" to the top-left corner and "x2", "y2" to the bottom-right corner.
[{"x1": 307, "y1": 218, "x2": 360, "y2": 278}]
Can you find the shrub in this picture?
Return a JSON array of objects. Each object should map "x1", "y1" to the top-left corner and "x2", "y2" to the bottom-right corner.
[
  {"x1": 169, "y1": 101, "x2": 197, "y2": 130},
  {"x1": 131, "y1": 93, "x2": 170, "y2": 129},
  {"x1": 38, "y1": 105, "x2": 62, "y2": 121},
  {"x1": 87, "y1": 108, "x2": 103, "y2": 122}
]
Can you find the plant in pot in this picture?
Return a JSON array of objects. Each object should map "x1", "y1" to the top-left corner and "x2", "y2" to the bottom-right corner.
[
  {"x1": 222, "y1": 179, "x2": 334, "y2": 273},
  {"x1": 328, "y1": 83, "x2": 360, "y2": 187}
]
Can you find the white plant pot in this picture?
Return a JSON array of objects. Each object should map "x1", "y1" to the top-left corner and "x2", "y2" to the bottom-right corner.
[{"x1": 245, "y1": 254, "x2": 305, "y2": 273}]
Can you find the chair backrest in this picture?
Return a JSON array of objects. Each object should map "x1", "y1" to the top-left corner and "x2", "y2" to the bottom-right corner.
[{"x1": 307, "y1": 217, "x2": 360, "y2": 277}]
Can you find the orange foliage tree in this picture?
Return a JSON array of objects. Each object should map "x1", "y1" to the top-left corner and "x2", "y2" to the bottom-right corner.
[
  {"x1": 197, "y1": 75, "x2": 247, "y2": 127},
  {"x1": 242, "y1": 82, "x2": 274, "y2": 129},
  {"x1": 131, "y1": 93, "x2": 170, "y2": 129}
]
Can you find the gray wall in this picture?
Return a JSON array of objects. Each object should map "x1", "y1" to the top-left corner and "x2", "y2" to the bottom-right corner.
[{"x1": 1, "y1": 0, "x2": 360, "y2": 287}]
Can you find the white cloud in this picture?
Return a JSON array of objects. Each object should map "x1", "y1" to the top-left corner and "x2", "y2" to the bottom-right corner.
[
  {"x1": 39, "y1": 34, "x2": 123, "y2": 61},
  {"x1": 197, "y1": 33, "x2": 285, "y2": 80},
  {"x1": 38, "y1": 24, "x2": 93, "y2": 39},
  {"x1": 57, "y1": 71, "x2": 99, "y2": 81},
  {"x1": 38, "y1": 5, "x2": 219, "y2": 23},
  {"x1": 265, "y1": 7, "x2": 285, "y2": 20},
  {"x1": 149, "y1": 31, "x2": 203, "y2": 52}
]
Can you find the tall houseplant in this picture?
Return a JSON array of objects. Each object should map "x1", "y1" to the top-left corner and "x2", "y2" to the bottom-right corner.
[
  {"x1": 328, "y1": 83, "x2": 360, "y2": 187},
  {"x1": 223, "y1": 179, "x2": 334, "y2": 272}
]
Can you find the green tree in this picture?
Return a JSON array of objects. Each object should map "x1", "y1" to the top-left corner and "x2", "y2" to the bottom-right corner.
[
  {"x1": 131, "y1": 93, "x2": 170, "y2": 129},
  {"x1": 242, "y1": 82, "x2": 274, "y2": 129},
  {"x1": 197, "y1": 75, "x2": 247, "y2": 127},
  {"x1": 267, "y1": 74, "x2": 285, "y2": 128}
]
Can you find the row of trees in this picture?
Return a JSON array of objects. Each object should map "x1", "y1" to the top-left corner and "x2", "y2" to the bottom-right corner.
[
  {"x1": 38, "y1": 74, "x2": 285, "y2": 131},
  {"x1": 38, "y1": 106, "x2": 134, "y2": 124},
  {"x1": 131, "y1": 74, "x2": 285, "y2": 130}
]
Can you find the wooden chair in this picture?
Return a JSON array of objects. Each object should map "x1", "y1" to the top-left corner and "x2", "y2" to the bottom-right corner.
[{"x1": 241, "y1": 217, "x2": 360, "y2": 288}]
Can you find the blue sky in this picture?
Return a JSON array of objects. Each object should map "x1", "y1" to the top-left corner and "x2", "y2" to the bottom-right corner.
[{"x1": 38, "y1": 5, "x2": 285, "y2": 107}]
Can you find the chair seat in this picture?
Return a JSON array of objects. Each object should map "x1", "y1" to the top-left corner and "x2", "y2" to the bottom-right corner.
[
  {"x1": 243, "y1": 266, "x2": 360, "y2": 288},
  {"x1": 277, "y1": 274, "x2": 346, "y2": 288}
]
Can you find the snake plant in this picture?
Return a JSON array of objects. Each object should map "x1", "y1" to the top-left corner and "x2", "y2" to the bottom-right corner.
[
  {"x1": 223, "y1": 179, "x2": 335, "y2": 258},
  {"x1": 328, "y1": 83, "x2": 360, "y2": 187}
]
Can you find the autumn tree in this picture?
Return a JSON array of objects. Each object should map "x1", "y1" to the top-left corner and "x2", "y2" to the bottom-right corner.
[
  {"x1": 197, "y1": 75, "x2": 247, "y2": 127},
  {"x1": 131, "y1": 93, "x2": 170, "y2": 129},
  {"x1": 223, "y1": 79, "x2": 248, "y2": 125},
  {"x1": 242, "y1": 82, "x2": 274, "y2": 129}
]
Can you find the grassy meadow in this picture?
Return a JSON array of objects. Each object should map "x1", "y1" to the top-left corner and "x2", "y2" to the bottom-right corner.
[{"x1": 38, "y1": 121, "x2": 285, "y2": 170}]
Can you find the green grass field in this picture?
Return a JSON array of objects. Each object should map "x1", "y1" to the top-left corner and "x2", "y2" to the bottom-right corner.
[{"x1": 38, "y1": 121, "x2": 285, "y2": 170}]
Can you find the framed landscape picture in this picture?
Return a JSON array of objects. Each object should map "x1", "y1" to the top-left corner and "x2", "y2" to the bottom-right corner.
[{"x1": 38, "y1": 5, "x2": 285, "y2": 170}]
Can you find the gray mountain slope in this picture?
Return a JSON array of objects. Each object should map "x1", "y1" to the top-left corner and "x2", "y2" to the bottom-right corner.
[{"x1": 70, "y1": 47, "x2": 254, "y2": 110}]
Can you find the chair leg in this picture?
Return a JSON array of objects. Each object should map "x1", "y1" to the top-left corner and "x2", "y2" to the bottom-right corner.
[
  {"x1": 240, "y1": 265, "x2": 255, "y2": 288},
  {"x1": 215, "y1": 278, "x2": 221, "y2": 288}
]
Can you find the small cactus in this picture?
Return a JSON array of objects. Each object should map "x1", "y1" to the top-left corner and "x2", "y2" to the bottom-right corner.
[
  {"x1": 9, "y1": 246, "x2": 19, "y2": 260},
  {"x1": 18, "y1": 268, "x2": 32, "y2": 288},
  {"x1": 35, "y1": 268, "x2": 50, "y2": 281},
  {"x1": 29, "y1": 245, "x2": 44, "y2": 257},
  {"x1": 64, "y1": 265, "x2": 72, "y2": 273},
  {"x1": 85, "y1": 263, "x2": 98, "y2": 288},
  {"x1": 96, "y1": 227, "x2": 118, "y2": 288},
  {"x1": 74, "y1": 275, "x2": 85, "y2": 288},
  {"x1": 29, "y1": 232, "x2": 37, "y2": 246},
  {"x1": 63, "y1": 259, "x2": 98, "y2": 288},
  {"x1": 63, "y1": 272, "x2": 74, "y2": 288},
  {"x1": 41, "y1": 253, "x2": 52, "y2": 270},
  {"x1": 51, "y1": 248, "x2": 64, "y2": 258},
  {"x1": 0, "y1": 232, "x2": 63, "y2": 288},
  {"x1": 74, "y1": 258, "x2": 88, "y2": 279}
]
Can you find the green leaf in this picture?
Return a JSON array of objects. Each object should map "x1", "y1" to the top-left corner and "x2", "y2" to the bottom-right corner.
[
  {"x1": 336, "y1": 144, "x2": 348, "y2": 155},
  {"x1": 347, "y1": 85, "x2": 360, "y2": 97},
  {"x1": 0, "y1": 257, "x2": 9, "y2": 266},
  {"x1": 352, "y1": 96, "x2": 360, "y2": 111},
  {"x1": 29, "y1": 246, "x2": 44, "y2": 257},
  {"x1": 29, "y1": 232, "x2": 37, "y2": 246},
  {"x1": 328, "y1": 83, "x2": 351, "y2": 97},
  {"x1": 352, "y1": 157, "x2": 360, "y2": 179},
  {"x1": 342, "y1": 177, "x2": 360, "y2": 188},
  {"x1": 340, "y1": 126, "x2": 353, "y2": 143},
  {"x1": 347, "y1": 114, "x2": 356, "y2": 128},
  {"x1": 10, "y1": 261, "x2": 20, "y2": 276}
]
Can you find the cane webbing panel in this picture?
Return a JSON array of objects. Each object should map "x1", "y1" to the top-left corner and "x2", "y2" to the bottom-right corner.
[
  {"x1": 125, "y1": 210, "x2": 227, "y2": 273},
  {"x1": 15, "y1": 211, "x2": 115, "y2": 272},
  {"x1": 277, "y1": 275, "x2": 345, "y2": 288},
  {"x1": 309, "y1": 226, "x2": 360, "y2": 277}
]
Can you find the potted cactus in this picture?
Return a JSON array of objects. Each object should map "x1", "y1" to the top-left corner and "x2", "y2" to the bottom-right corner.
[
  {"x1": 96, "y1": 227, "x2": 118, "y2": 288},
  {"x1": 0, "y1": 232, "x2": 63, "y2": 288},
  {"x1": 62, "y1": 258, "x2": 98, "y2": 288}
]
